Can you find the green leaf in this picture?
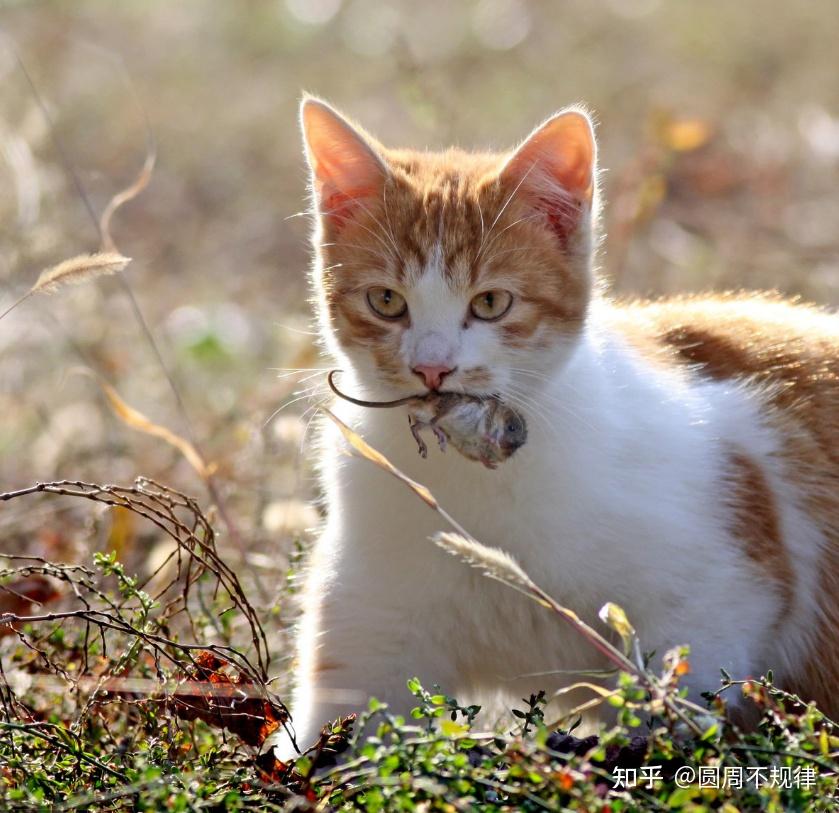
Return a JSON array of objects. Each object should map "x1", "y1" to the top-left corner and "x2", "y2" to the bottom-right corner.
[{"x1": 441, "y1": 719, "x2": 469, "y2": 737}]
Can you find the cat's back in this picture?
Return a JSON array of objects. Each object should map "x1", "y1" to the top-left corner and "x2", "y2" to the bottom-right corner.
[
  {"x1": 609, "y1": 292, "x2": 839, "y2": 442},
  {"x1": 609, "y1": 292, "x2": 839, "y2": 714}
]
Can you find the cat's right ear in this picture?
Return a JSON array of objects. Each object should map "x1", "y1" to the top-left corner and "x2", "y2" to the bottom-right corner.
[{"x1": 300, "y1": 97, "x2": 388, "y2": 228}]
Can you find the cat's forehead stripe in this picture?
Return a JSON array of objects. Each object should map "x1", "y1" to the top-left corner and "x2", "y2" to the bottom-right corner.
[{"x1": 387, "y1": 172, "x2": 490, "y2": 286}]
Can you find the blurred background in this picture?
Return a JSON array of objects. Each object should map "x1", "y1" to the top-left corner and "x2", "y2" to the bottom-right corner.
[{"x1": 1, "y1": 0, "x2": 838, "y2": 676}]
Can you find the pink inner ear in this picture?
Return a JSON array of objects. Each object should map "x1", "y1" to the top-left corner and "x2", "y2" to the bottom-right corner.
[
  {"x1": 501, "y1": 110, "x2": 595, "y2": 245},
  {"x1": 538, "y1": 194, "x2": 583, "y2": 248},
  {"x1": 301, "y1": 99, "x2": 387, "y2": 231},
  {"x1": 321, "y1": 187, "x2": 376, "y2": 230}
]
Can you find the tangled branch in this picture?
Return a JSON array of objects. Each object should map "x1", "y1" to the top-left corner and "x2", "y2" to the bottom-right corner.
[{"x1": 0, "y1": 477, "x2": 288, "y2": 795}]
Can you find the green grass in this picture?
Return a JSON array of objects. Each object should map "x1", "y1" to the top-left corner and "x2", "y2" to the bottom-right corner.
[{"x1": 1, "y1": 481, "x2": 836, "y2": 811}]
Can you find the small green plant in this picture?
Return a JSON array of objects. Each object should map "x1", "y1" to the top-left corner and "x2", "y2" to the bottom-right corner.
[{"x1": 2, "y1": 480, "x2": 837, "y2": 810}]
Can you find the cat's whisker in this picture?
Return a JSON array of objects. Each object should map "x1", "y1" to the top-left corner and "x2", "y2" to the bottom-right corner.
[
  {"x1": 273, "y1": 323, "x2": 321, "y2": 337},
  {"x1": 294, "y1": 370, "x2": 330, "y2": 387},
  {"x1": 502, "y1": 380, "x2": 593, "y2": 438},
  {"x1": 508, "y1": 366, "x2": 555, "y2": 381},
  {"x1": 336, "y1": 195, "x2": 404, "y2": 263},
  {"x1": 508, "y1": 377, "x2": 589, "y2": 408},
  {"x1": 505, "y1": 380, "x2": 598, "y2": 433},
  {"x1": 481, "y1": 242, "x2": 544, "y2": 267},
  {"x1": 497, "y1": 392, "x2": 566, "y2": 449},
  {"x1": 479, "y1": 213, "x2": 545, "y2": 264},
  {"x1": 269, "y1": 369, "x2": 331, "y2": 382},
  {"x1": 299, "y1": 398, "x2": 330, "y2": 454},
  {"x1": 318, "y1": 242, "x2": 395, "y2": 267},
  {"x1": 476, "y1": 160, "x2": 538, "y2": 260},
  {"x1": 499, "y1": 384, "x2": 554, "y2": 423},
  {"x1": 508, "y1": 366, "x2": 596, "y2": 405},
  {"x1": 268, "y1": 367, "x2": 331, "y2": 374},
  {"x1": 354, "y1": 194, "x2": 401, "y2": 254},
  {"x1": 381, "y1": 182, "x2": 402, "y2": 260},
  {"x1": 262, "y1": 384, "x2": 327, "y2": 429},
  {"x1": 494, "y1": 385, "x2": 561, "y2": 441},
  {"x1": 322, "y1": 206, "x2": 398, "y2": 262}
]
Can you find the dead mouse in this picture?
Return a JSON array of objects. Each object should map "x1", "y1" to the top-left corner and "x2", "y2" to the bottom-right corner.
[{"x1": 327, "y1": 370, "x2": 527, "y2": 469}]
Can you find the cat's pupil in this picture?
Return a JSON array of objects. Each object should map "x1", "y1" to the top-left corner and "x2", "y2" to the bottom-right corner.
[
  {"x1": 383, "y1": 290, "x2": 392, "y2": 304},
  {"x1": 485, "y1": 292, "x2": 494, "y2": 309}
]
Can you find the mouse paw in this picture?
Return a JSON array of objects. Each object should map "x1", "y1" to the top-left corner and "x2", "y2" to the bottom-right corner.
[
  {"x1": 410, "y1": 421, "x2": 428, "y2": 458},
  {"x1": 432, "y1": 425, "x2": 448, "y2": 452}
]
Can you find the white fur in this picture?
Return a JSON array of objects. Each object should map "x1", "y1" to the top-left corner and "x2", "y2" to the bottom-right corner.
[
  {"x1": 273, "y1": 284, "x2": 821, "y2": 757},
  {"x1": 273, "y1": 102, "x2": 823, "y2": 758}
]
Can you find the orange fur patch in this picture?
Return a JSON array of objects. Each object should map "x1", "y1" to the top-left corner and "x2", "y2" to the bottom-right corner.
[
  {"x1": 724, "y1": 450, "x2": 794, "y2": 617},
  {"x1": 311, "y1": 659, "x2": 347, "y2": 676},
  {"x1": 460, "y1": 366, "x2": 493, "y2": 390}
]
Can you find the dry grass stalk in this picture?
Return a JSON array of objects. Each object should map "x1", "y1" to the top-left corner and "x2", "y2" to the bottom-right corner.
[
  {"x1": 324, "y1": 408, "x2": 718, "y2": 737},
  {"x1": 0, "y1": 252, "x2": 130, "y2": 322},
  {"x1": 434, "y1": 531, "x2": 532, "y2": 591},
  {"x1": 33, "y1": 252, "x2": 131, "y2": 293},
  {"x1": 99, "y1": 150, "x2": 155, "y2": 254}
]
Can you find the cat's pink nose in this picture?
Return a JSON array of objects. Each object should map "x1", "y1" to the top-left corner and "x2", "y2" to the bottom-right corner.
[{"x1": 412, "y1": 364, "x2": 454, "y2": 390}]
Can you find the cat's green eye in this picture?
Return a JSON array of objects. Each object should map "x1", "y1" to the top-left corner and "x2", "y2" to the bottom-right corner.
[
  {"x1": 367, "y1": 287, "x2": 408, "y2": 320},
  {"x1": 470, "y1": 289, "x2": 513, "y2": 321}
]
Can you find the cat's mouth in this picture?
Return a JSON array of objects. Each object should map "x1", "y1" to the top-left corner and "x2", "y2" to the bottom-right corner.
[{"x1": 329, "y1": 371, "x2": 497, "y2": 407}]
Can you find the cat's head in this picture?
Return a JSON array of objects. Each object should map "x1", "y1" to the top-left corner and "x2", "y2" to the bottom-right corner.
[{"x1": 300, "y1": 97, "x2": 599, "y2": 401}]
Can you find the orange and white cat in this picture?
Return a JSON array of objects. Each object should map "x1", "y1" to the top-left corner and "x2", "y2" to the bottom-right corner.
[{"x1": 278, "y1": 97, "x2": 838, "y2": 755}]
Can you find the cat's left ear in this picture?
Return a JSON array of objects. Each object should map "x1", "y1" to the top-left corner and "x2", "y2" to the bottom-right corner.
[
  {"x1": 300, "y1": 97, "x2": 388, "y2": 228},
  {"x1": 500, "y1": 108, "x2": 597, "y2": 244}
]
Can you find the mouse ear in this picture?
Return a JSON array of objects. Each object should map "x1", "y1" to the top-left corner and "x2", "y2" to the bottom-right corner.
[
  {"x1": 499, "y1": 108, "x2": 597, "y2": 247},
  {"x1": 300, "y1": 97, "x2": 388, "y2": 230}
]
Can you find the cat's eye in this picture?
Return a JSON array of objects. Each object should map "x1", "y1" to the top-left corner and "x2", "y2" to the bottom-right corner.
[
  {"x1": 470, "y1": 289, "x2": 513, "y2": 321},
  {"x1": 367, "y1": 287, "x2": 408, "y2": 320}
]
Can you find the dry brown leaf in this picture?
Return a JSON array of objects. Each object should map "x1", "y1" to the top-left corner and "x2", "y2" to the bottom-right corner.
[
  {"x1": 0, "y1": 575, "x2": 62, "y2": 637},
  {"x1": 170, "y1": 651, "x2": 287, "y2": 749},
  {"x1": 321, "y1": 408, "x2": 437, "y2": 508},
  {"x1": 98, "y1": 378, "x2": 215, "y2": 480},
  {"x1": 598, "y1": 601, "x2": 636, "y2": 642}
]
